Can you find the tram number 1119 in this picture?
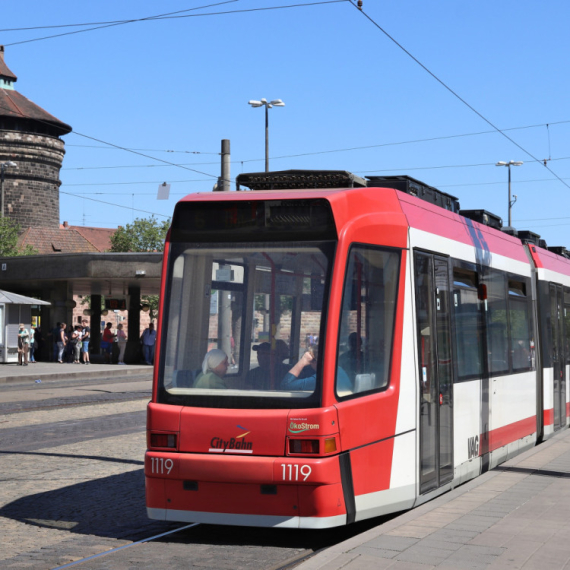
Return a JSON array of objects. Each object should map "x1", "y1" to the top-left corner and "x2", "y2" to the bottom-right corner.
[
  {"x1": 281, "y1": 463, "x2": 311, "y2": 481},
  {"x1": 151, "y1": 457, "x2": 173, "y2": 475}
]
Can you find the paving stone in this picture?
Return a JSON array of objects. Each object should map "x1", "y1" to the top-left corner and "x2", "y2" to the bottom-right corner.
[
  {"x1": 366, "y1": 535, "x2": 419, "y2": 552},
  {"x1": 395, "y1": 544, "x2": 451, "y2": 565},
  {"x1": 324, "y1": 553, "x2": 393, "y2": 570},
  {"x1": 444, "y1": 544, "x2": 506, "y2": 569},
  {"x1": 350, "y1": 546, "x2": 399, "y2": 559}
]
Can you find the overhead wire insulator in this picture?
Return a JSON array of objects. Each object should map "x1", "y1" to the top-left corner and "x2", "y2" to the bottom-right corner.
[{"x1": 357, "y1": 0, "x2": 363, "y2": 9}]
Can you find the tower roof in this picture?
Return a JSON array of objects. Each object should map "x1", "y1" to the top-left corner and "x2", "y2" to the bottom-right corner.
[
  {"x1": 0, "y1": 89, "x2": 72, "y2": 134},
  {"x1": 0, "y1": 46, "x2": 17, "y2": 81},
  {"x1": 0, "y1": 45, "x2": 71, "y2": 135}
]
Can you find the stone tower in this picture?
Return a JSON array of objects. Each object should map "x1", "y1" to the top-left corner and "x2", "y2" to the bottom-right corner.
[{"x1": 0, "y1": 45, "x2": 72, "y2": 228}]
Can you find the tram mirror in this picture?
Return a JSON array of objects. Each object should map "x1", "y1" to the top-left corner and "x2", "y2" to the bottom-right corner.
[{"x1": 354, "y1": 373, "x2": 375, "y2": 393}]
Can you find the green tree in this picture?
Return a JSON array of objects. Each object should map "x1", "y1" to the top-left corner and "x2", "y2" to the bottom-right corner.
[
  {"x1": 110, "y1": 215, "x2": 170, "y2": 325},
  {"x1": 0, "y1": 217, "x2": 37, "y2": 257},
  {"x1": 142, "y1": 294, "x2": 160, "y2": 323},
  {"x1": 109, "y1": 215, "x2": 170, "y2": 253}
]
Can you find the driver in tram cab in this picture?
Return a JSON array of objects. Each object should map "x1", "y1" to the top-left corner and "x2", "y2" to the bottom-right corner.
[
  {"x1": 280, "y1": 343, "x2": 352, "y2": 393},
  {"x1": 245, "y1": 340, "x2": 291, "y2": 390},
  {"x1": 194, "y1": 349, "x2": 230, "y2": 389}
]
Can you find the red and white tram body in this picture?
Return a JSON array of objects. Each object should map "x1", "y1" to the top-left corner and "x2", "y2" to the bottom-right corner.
[{"x1": 146, "y1": 171, "x2": 570, "y2": 528}]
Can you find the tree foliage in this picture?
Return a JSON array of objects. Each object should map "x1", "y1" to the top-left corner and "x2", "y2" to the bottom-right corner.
[
  {"x1": 109, "y1": 215, "x2": 170, "y2": 253},
  {"x1": 108, "y1": 216, "x2": 168, "y2": 324},
  {"x1": 142, "y1": 294, "x2": 160, "y2": 323},
  {"x1": 0, "y1": 217, "x2": 37, "y2": 257}
]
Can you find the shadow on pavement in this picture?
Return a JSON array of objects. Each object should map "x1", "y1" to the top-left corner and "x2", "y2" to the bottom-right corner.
[
  {"x1": 0, "y1": 466, "x2": 396, "y2": 550},
  {"x1": 0, "y1": 469, "x2": 173, "y2": 541}
]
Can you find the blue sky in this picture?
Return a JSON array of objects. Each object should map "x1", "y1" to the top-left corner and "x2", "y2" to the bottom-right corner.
[{"x1": 2, "y1": 0, "x2": 569, "y2": 247}]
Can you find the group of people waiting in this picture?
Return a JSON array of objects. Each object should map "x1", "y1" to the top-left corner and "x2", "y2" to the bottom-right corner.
[
  {"x1": 16, "y1": 319, "x2": 156, "y2": 366},
  {"x1": 50, "y1": 320, "x2": 155, "y2": 365},
  {"x1": 52, "y1": 320, "x2": 91, "y2": 364}
]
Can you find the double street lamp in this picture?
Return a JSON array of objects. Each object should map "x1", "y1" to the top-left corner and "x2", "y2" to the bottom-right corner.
[
  {"x1": 1, "y1": 161, "x2": 17, "y2": 218},
  {"x1": 496, "y1": 160, "x2": 523, "y2": 228},
  {"x1": 248, "y1": 98, "x2": 285, "y2": 172}
]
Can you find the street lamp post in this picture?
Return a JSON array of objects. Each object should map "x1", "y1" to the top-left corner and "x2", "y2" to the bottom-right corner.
[
  {"x1": 0, "y1": 161, "x2": 17, "y2": 219},
  {"x1": 248, "y1": 98, "x2": 285, "y2": 172},
  {"x1": 496, "y1": 160, "x2": 523, "y2": 227}
]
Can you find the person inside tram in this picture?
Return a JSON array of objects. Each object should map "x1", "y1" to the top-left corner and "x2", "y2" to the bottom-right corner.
[
  {"x1": 280, "y1": 343, "x2": 352, "y2": 393},
  {"x1": 245, "y1": 340, "x2": 291, "y2": 390},
  {"x1": 338, "y1": 332, "x2": 363, "y2": 380},
  {"x1": 194, "y1": 349, "x2": 230, "y2": 389}
]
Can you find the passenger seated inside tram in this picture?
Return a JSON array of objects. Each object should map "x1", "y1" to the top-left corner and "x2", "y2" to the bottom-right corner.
[
  {"x1": 245, "y1": 340, "x2": 291, "y2": 390},
  {"x1": 280, "y1": 343, "x2": 352, "y2": 393},
  {"x1": 194, "y1": 349, "x2": 230, "y2": 389},
  {"x1": 338, "y1": 332, "x2": 363, "y2": 380}
]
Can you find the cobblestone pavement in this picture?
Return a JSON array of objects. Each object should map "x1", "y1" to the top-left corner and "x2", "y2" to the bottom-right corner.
[
  {"x1": 0, "y1": 399, "x2": 166, "y2": 569},
  {"x1": 0, "y1": 374, "x2": 151, "y2": 415},
  {"x1": 0, "y1": 395, "x2": 370, "y2": 569}
]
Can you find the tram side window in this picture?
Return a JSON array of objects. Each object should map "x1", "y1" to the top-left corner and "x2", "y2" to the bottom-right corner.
[
  {"x1": 453, "y1": 268, "x2": 483, "y2": 380},
  {"x1": 336, "y1": 245, "x2": 400, "y2": 398},
  {"x1": 509, "y1": 280, "x2": 533, "y2": 371},
  {"x1": 483, "y1": 271, "x2": 509, "y2": 374}
]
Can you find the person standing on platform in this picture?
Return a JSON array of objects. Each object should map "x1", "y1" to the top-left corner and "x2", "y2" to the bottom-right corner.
[
  {"x1": 50, "y1": 322, "x2": 60, "y2": 362},
  {"x1": 116, "y1": 323, "x2": 127, "y2": 365},
  {"x1": 57, "y1": 322, "x2": 67, "y2": 363},
  {"x1": 101, "y1": 322, "x2": 115, "y2": 364},
  {"x1": 81, "y1": 319, "x2": 90, "y2": 365},
  {"x1": 72, "y1": 325, "x2": 83, "y2": 364},
  {"x1": 140, "y1": 322, "x2": 156, "y2": 365},
  {"x1": 17, "y1": 324, "x2": 30, "y2": 366},
  {"x1": 29, "y1": 326, "x2": 36, "y2": 363}
]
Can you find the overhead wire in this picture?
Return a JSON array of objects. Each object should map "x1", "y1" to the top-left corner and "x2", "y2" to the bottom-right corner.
[
  {"x1": 3, "y1": 1, "x2": 348, "y2": 46},
  {"x1": 0, "y1": 2, "x2": 238, "y2": 31},
  {"x1": 58, "y1": 189, "x2": 170, "y2": 219},
  {"x1": 2, "y1": 1, "x2": 240, "y2": 47},
  {"x1": 0, "y1": 95, "x2": 220, "y2": 178},
  {"x1": 2, "y1": 2, "x2": 567, "y2": 219},
  {"x1": 62, "y1": 119, "x2": 570, "y2": 171},
  {"x1": 348, "y1": 1, "x2": 570, "y2": 191}
]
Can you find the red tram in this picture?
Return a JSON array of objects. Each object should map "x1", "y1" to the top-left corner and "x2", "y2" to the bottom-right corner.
[{"x1": 146, "y1": 170, "x2": 570, "y2": 528}]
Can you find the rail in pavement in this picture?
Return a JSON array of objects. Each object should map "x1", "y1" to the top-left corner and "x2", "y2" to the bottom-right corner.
[
  {"x1": 298, "y1": 427, "x2": 570, "y2": 570},
  {"x1": 0, "y1": 362, "x2": 153, "y2": 385}
]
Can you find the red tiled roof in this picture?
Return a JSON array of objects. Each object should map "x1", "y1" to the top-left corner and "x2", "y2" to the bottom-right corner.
[
  {"x1": 0, "y1": 89, "x2": 72, "y2": 134},
  {"x1": 65, "y1": 226, "x2": 116, "y2": 252},
  {"x1": 19, "y1": 227, "x2": 100, "y2": 254}
]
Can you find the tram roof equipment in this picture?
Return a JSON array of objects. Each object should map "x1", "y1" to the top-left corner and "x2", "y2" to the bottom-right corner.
[
  {"x1": 366, "y1": 175, "x2": 461, "y2": 214},
  {"x1": 233, "y1": 169, "x2": 565, "y2": 253},
  {"x1": 458, "y1": 209, "x2": 503, "y2": 231},
  {"x1": 236, "y1": 170, "x2": 367, "y2": 191}
]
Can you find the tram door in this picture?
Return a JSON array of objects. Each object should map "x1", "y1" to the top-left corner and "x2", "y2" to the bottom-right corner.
[
  {"x1": 550, "y1": 284, "x2": 566, "y2": 431},
  {"x1": 415, "y1": 253, "x2": 454, "y2": 494}
]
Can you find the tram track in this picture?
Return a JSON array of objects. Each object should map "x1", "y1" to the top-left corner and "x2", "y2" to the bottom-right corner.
[
  {"x1": 0, "y1": 371, "x2": 391, "y2": 569},
  {"x1": 48, "y1": 520, "x2": 333, "y2": 570},
  {"x1": 51, "y1": 523, "x2": 201, "y2": 570}
]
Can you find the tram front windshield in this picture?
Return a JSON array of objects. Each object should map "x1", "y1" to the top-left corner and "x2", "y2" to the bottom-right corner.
[{"x1": 158, "y1": 241, "x2": 335, "y2": 409}]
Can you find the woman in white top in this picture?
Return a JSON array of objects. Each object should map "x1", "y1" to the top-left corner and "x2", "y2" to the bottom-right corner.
[{"x1": 116, "y1": 323, "x2": 127, "y2": 364}]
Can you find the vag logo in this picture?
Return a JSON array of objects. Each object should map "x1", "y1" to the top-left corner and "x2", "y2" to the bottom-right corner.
[{"x1": 467, "y1": 435, "x2": 479, "y2": 459}]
